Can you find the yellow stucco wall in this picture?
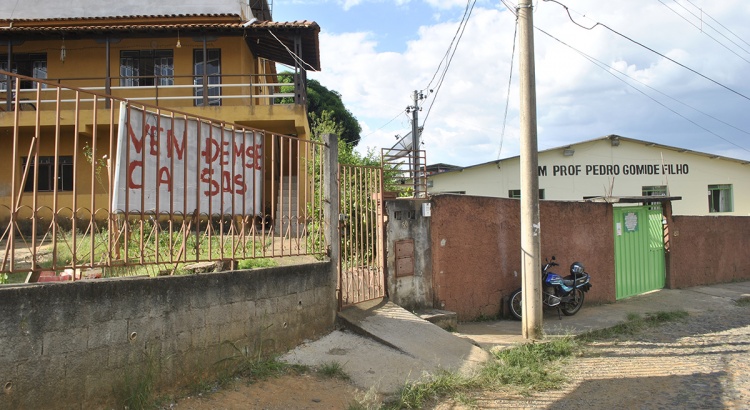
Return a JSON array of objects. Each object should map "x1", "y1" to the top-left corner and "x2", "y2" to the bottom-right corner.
[{"x1": 0, "y1": 30, "x2": 312, "y2": 223}]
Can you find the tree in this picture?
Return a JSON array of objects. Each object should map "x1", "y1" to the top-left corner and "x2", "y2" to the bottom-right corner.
[{"x1": 278, "y1": 74, "x2": 362, "y2": 146}]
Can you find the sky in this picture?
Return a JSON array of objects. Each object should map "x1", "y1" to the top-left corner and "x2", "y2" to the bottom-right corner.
[{"x1": 274, "y1": 0, "x2": 750, "y2": 166}]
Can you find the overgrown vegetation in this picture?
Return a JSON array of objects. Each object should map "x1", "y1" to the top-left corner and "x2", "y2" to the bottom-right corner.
[
  {"x1": 381, "y1": 337, "x2": 578, "y2": 409},
  {"x1": 319, "y1": 361, "x2": 350, "y2": 380},
  {"x1": 21, "y1": 218, "x2": 280, "y2": 278},
  {"x1": 117, "y1": 350, "x2": 159, "y2": 410},
  {"x1": 735, "y1": 296, "x2": 750, "y2": 307},
  {"x1": 361, "y1": 310, "x2": 692, "y2": 409}
]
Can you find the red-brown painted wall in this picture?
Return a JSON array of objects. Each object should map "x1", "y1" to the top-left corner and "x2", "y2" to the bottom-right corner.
[
  {"x1": 666, "y1": 216, "x2": 750, "y2": 288},
  {"x1": 430, "y1": 195, "x2": 615, "y2": 321}
]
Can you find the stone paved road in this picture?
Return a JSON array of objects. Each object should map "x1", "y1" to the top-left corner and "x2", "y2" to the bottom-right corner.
[{"x1": 462, "y1": 301, "x2": 750, "y2": 409}]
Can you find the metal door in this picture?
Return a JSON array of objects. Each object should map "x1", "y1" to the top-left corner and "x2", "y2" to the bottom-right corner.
[
  {"x1": 338, "y1": 164, "x2": 385, "y2": 309},
  {"x1": 613, "y1": 205, "x2": 665, "y2": 299}
]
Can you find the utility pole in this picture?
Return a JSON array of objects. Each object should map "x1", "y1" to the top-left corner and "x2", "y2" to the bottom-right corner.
[
  {"x1": 518, "y1": 0, "x2": 543, "y2": 339},
  {"x1": 406, "y1": 90, "x2": 425, "y2": 196}
]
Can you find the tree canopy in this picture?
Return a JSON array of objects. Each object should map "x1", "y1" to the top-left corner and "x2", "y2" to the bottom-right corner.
[{"x1": 278, "y1": 74, "x2": 361, "y2": 146}]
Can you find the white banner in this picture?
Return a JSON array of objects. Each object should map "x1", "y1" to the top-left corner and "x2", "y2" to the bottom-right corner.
[{"x1": 112, "y1": 103, "x2": 263, "y2": 215}]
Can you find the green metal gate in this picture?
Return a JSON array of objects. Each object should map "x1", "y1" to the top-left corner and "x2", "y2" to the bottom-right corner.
[{"x1": 613, "y1": 205, "x2": 666, "y2": 300}]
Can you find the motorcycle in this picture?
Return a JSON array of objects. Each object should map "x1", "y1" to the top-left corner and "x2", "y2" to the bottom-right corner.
[{"x1": 508, "y1": 256, "x2": 592, "y2": 320}]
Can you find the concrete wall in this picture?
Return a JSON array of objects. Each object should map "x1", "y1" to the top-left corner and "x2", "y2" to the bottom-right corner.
[
  {"x1": 0, "y1": 262, "x2": 335, "y2": 409},
  {"x1": 429, "y1": 195, "x2": 615, "y2": 321},
  {"x1": 666, "y1": 216, "x2": 750, "y2": 288},
  {"x1": 384, "y1": 199, "x2": 433, "y2": 311}
]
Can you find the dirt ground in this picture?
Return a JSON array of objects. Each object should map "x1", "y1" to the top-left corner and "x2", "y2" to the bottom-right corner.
[{"x1": 168, "y1": 373, "x2": 367, "y2": 410}]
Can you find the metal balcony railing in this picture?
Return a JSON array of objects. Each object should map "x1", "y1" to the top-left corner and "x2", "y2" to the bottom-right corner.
[{"x1": 0, "y1": 72, "x2": 305, "y2": 111}]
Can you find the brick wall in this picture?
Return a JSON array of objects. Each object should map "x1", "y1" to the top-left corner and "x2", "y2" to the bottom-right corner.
[
  {"x1": 667, "y1": 216, "x2": 750, "y2": 288},
  {"x1": 0, "y1": 262, "x2": 335, "y2": 409},
  {"x1": 430, "y1": 195, "x2": 615, "y2": 321}
]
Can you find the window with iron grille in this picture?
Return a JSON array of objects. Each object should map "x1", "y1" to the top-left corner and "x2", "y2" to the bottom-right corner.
[
  {"x1": 0, "y1": 53, "x2": 47, "y2": 90},
  {"x1": 193, "y1": 49, "x2": 222, "y2": 106},
  {"x1": 508, "y1": 189, "x2": 545, "y2": 199},
  {"x1": 120, "y1": 50, "x2": 174, "y2": 87},
  {"x1": 21, "y1": 156, "x2": 74, "y2": 192},
  {"x1": 708, "y1": 184, "x2": 733, "y2": 213},
  {"x1": 642, "y1": 185, "x2": 667, "y2": 197}
]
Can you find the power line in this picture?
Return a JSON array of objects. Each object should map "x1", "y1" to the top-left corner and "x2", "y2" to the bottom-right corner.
[
  {"x1": 536, "y1": 27, "x2": 750, "y2": 154},
  {"x1": 683, "y1": 0, "x2": 750, "y2": 49},
  {"x1": 361, "y1": 109, "x2": 408, "y2": 139},
  {"x1": 422, "y1": 0, "x2": 477, "y2": 130},
  {"x1": 422, "y1": 0, "x2": 475, "y2": 94},
  {"x1": 542, "y1": 0, "x2": 750, "y2": 103},
  {"x1": 266, "y1": 29, "x2": 318, "y2": 72},
  {"x1": 657, "y1": 0, "x2": 750, "y2": 63},
  {"x1": 498, "y1": 16, "x2": 519, "y2": 159}
]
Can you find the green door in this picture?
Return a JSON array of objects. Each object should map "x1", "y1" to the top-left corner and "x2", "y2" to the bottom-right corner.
[{"x1": 613, "y1": 205, "x2": 665, "y2": 300}]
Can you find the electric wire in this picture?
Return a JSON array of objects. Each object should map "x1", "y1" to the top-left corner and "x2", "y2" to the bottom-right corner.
[
  {"x1": 498, "y1": 17, "x2": 519, "y2": 159},
  {"x1": 669, "y1": 0, "x2": 750, "y2": 55},
  {"x1": 683, "y1": 0, "x2": 750, "y2": 49},
  {"x1": 542, "y1": 0, "x2": 750, "y2": 103},
  {"x1": 536, "y1": 27, "x2": 750, "y2": 154},
  {"x1": 422, "y1": 0, "x2": 477, "y2": 130},
  {"x1": 361, "y1": 109, "x2": 408, "y2": 139},
  {"x1": 422, "y1": 0, "x2": 475, "y2": 94},
  {"x1": 657, "y1": 0, "x2": 750, "y2": 63},
  {"x1": 266, "y1": 29, "x2": 318, "y2": 72}
]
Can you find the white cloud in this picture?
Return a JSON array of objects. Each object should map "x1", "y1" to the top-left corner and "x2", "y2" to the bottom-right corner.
[{"x1": 311, "y1": 0, "x2": 750, "y2": 166}]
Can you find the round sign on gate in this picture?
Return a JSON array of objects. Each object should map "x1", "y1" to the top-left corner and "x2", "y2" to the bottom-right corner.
[{"x1": 624, "y1": 212, "x2": 638, "y2": 232}]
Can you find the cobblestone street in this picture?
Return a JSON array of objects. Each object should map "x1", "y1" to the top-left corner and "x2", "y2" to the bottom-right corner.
[{"x1": 465, "y1": 301, "x2": 750, "y2": 409}]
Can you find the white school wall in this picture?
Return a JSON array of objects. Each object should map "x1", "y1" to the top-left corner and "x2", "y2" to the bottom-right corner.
[{"x1": 428, "y1": 138, "x2": 750, "y2": 216}]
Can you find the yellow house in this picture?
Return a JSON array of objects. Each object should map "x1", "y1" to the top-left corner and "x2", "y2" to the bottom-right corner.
[{"x1": 0, "y1": 1, "x2": 320, "y2": 230}]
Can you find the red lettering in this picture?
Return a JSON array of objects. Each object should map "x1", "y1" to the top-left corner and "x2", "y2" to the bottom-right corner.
[
  {"x1": 128, "y1": 123, "x2": 144, "y2": 154},
  {"x1": 168, "y1": 129, "x2": 186, "y2": 160},
  {"x1": 157, "y1": 167, "x2": 172, "y2": 192},
  {"x1": 221, "y1": 141, "x2": 230, "y2": 166},
  {"x1": 245, "y1": 145, "x2": 263, "y2": 170},
  {"x1": 127, "y1": 160, "x2": 143, "y2": 189},
  {"x1": 201, "y1": 138, "x2": 220, "y2": 164},
  {"x1": 222, "y1": 170, "x2": 233, "y2": 192},
  {"x1": 148, "y1": 124, "x2": 161, "y2": 156},
  {"x1": 234, "y1": 141, "x2": 245, "y2": 158},
  {"x1": 200, "y1": 168, "x2": 220, "y2": 196},
  {"x1": 234, "y1": 174, "x2": 247, "y2": 195}
]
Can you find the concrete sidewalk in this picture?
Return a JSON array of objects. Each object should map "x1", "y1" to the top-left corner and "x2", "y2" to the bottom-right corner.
[
  {"x1": 281, "y1": 281, "x2": 750, "y2": 395},
  {"x1": 457, "y1": 281, "x2": 750, "y2": 350}
]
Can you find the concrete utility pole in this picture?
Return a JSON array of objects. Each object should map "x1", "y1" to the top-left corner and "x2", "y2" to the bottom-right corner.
[
  {"x1": 407, "y1": 90, "x2": 425, "y2": 196},
  {"x1": 518, "y1": 0, "x2": 543, "y2": 340}
]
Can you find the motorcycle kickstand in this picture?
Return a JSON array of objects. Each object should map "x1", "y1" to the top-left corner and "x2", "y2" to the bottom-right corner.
[{"x1": 557, "y1": 306, "x2": 562, "y2": 320}]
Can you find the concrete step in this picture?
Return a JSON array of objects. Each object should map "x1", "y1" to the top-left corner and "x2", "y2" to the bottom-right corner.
[{"x1": 415, "y1": 309, "x2": 458, "y2": 331}]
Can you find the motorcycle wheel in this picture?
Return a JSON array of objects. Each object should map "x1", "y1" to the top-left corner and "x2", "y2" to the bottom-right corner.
[
  {"x1": 508, "y1": 288, "x2": 523, "y2": 320},
  {"x1": 560, "y1": 288, "x2": 585, "y2": 316}
]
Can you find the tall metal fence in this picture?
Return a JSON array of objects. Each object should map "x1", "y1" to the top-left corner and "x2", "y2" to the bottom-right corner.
[{"x1": 0, "y1": 72, "x2": 327, "y2": 281}]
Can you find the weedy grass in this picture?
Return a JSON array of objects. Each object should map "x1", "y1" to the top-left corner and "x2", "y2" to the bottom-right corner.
[
  {"x1": 735, "y1": 296, "x2": 750, "y2": 307},
  {"x1": 382, "y1": 337, "x2": 578, "y2": 409},
  {"x1": 319, "y1": 361, "x2": 350, "y2": 380},
  {"x1": 576, "y1": 310, "x2": 689, "y2": 342}
]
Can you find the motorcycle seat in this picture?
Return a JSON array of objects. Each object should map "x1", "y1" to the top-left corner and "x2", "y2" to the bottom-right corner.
[{"x1": 563, "y1": 274, "x2": 589, "y2": 287}]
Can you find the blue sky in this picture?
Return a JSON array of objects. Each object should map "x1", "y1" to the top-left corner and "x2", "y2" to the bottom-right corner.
[{"x1": 274, "y1": 0, "x2": 750, "y2": 166}]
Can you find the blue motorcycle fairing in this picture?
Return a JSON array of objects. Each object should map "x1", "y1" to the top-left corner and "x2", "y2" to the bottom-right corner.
[{"x1": 545, "y1": 273, "x2": 573, "y2": 292}]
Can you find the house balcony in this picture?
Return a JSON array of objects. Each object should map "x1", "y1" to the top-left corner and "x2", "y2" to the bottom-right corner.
[{"x1": 0, "y1": 72, "x2": 309, "y2": 137}]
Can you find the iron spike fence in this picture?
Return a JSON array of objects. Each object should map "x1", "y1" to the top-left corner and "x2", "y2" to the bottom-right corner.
[{"x1": 0, "y1": 71, "x2": 327, "y2": 282}]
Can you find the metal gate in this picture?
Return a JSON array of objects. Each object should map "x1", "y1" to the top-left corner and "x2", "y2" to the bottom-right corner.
[
  {"x1": 613, "y1": 205, "x2": 666, "y2": 299},
  {"x1": 338, "y1": 164, "x2": 385, "y2": 309}
]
